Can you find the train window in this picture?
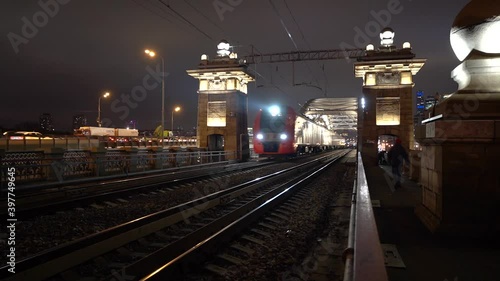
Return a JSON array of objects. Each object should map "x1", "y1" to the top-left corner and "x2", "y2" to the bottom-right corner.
[{"x1": 260, "y1": 112, "x2": 286, "y2": 132}]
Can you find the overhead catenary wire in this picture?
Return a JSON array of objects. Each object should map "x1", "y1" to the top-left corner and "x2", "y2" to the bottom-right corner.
[
  {"x1": 130, "y1": 0, "x2": 173, "y2": 23},
  {"x1": 149, "y1": 0, "x2": 192, "y2": 26},
  {"x1": 268, "y1": 0, "x2": 298, "y2": 50},
  {"x1": 181, "y1": 0, "x2": 245, "y2": 49},
  {"x1": 134, "y1": 0, "x2": 298, "y2": 104},
  {"x1": 249, "y1": 44, "x2": 294, "y2": 88},
  {"x1": 268, "y1": 0, "x2": 322, "y2": 92},
  {"x1": 283, "y1": 0, "x2": 329, "y2": 97},
  {"x1": 157, "y1": 0, "x2": 215, "y2": 42},
  {"x1": 131, "y1": 0, "x2": 202, "y2": 37},
  {"x1": 251, "y1": 64, "x2": 290, "y2": 98},
  {"x1": 182, "y1": 0, "x2": 226, "y2": 36}
]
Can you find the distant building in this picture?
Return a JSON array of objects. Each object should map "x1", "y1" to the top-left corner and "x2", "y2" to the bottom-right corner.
[
  {"x1": 39, "y1": 113, "x2": 54, "y2": 132},
  {"x1": 425, "y1": 96, "x2": 437, "y2": 110},
  {"x1": 416, "y1": 90, "x2": 425, "y2": 114},
  {"x1": 73, "y1": 114, "x2": 87, "y2": 130},
  {"x1": 414, "y1": 90, "x2": 425, "y2": 125}
]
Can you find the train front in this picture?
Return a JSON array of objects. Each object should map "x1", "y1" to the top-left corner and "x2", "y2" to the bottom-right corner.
[{"x1": 253, "y1": 105, "x2": 296, "y2": 157}]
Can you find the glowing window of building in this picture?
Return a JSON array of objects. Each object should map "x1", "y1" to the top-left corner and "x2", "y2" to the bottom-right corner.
[
  {"x1": 199, "y1": 80, "x2": 209, "y2": 91},
  {"x1": 207, "y1": 101, "x2": 226, "y2": 127},
  {"x1": 376, "y1": 97, "x2": 400, "y2": 126},
  {"x1": 401, "y1": 71, "x2": 412, "y2": 85},
  {"x1": 365, "y1": 73, "x2": 376, "y2": 86}
]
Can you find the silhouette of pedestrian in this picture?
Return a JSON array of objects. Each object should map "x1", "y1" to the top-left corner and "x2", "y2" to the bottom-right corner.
[{"x1": 387, "y1": 138, "x2": 409, "y2": 189}]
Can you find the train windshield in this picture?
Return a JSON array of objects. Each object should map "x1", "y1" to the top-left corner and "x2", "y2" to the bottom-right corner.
[{"x1": 260, "y1": 111, "x2": 286, "y2": 132}]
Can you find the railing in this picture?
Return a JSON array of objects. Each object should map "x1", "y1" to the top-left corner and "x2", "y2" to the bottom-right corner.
[
  {"x1": 0, "y1": 149, "x2": 234, "y2": 188},
  {"x1": 0, "y1": 136, "x2": 198, "y2": 152},
  {"x1": 343, "y1": 152, "x2": 388, "y2": 281}
]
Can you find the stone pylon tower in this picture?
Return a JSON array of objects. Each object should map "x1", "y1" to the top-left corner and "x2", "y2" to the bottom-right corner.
[
  {"x1": 354, "y1": 28, "x2": 426, "y2": 166},
  {"x1": 415, "y1": 1, "x2": 500, "y2": 237},
  {"x1": 187, "y1": 40, "x2": 255, "y2": 161}
]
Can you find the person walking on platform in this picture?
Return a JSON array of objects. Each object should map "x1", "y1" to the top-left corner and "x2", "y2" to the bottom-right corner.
[{"x1": 387, "y1": 138, "x2": 409, "y2": 189}]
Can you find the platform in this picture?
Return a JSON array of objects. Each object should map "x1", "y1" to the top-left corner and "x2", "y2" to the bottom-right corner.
[{"x1": 365, "y1": 164, "x2": 500, "y2": 281}]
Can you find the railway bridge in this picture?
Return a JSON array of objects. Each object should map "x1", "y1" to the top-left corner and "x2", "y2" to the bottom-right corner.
[{"x1": 1, "y1": 1, "x2": 500, "y2": 280}]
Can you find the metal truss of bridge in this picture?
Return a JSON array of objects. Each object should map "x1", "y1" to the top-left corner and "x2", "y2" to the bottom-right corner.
[
  {"x1": 300, "y1": 98, "x2": 358, "y2": 135},
  {"x1": 242, "y1": 48, "x2": 366, "y2": 64}
]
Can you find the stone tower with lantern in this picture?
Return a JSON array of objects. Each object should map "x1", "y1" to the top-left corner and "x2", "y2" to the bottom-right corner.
[
  {"x1": 415, "y1": 1, "x2": 500, "y2": 237},
  {"x1": 354, "y1": 28, "x2": 426, "y2": 166},
  {"x1": 187, "y1": 40, "x2": 255, "y2": 161}
]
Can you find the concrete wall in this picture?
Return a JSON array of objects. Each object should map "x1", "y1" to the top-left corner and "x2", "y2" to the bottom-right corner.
[{"x1": 417, "y1": 142, "x2": 500, "y2": 236}]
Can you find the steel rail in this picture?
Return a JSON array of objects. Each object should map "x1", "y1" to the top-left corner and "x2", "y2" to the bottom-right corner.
[
  {"x1": 13, "y1": 161, "x2": 273, "y2": 218},
  {"x1": 0, "y1": 151, "x2": 344, "y2": 281},
  {"x1": 138, "y1": 151, "x2": 349, "y2": 280}
]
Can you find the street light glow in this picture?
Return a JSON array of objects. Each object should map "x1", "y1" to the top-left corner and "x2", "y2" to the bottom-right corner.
[
  {"x1": 144, "y1": 48, "x2": 165, "y2": 145},
  {"x1": 172, "y1": 106, "x2": 181, "y2": 132},
  {"x1": 97, "y1": 91, "x2": 111, "y2": 127},
  {"x1": 144, "y1": 49, "x2": 155, "y2": 57}
]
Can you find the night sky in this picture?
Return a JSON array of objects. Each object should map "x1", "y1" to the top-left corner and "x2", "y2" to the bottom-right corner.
[{"x1": 1, "y1": 0, "x2": 470, "y2": 132}]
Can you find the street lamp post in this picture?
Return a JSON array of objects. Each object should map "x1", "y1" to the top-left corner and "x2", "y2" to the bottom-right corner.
[
  {"x1": 97, "y1": 92, "x2": 110, "y2": 127},
  {"x1": 171, "y1": 106, "x2": 181, "y2": 134},
  {"x1": 145, "y1": 49, "x2": 165, "y2": 147}
]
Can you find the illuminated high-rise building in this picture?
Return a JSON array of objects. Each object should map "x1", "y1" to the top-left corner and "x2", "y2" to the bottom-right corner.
[
  {"x1": 73, "y1": 114, "x2": 87, "y2": 129},
  {"x1": 425, "y1": 96, "x2": 437, "y2": 110},
  {"x1": 416, "y1": 90, "x2": 425, "y2": 114},
  {"x1": 39, "y1": 113, "x2": 54, "y2": 132},
  {"x1": 414, "y1": 90, "x2": 425, "y2": 125}
]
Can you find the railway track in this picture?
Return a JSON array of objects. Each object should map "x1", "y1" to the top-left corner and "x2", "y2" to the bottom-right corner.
[
  {"x1": 197, "y1": 154, "x2": 356, "y2": 281},
  {"x1": 11, "y1": 161, "x2": 273, "y2": 218},
  {"x1": 4, "y1": 152, "x2": 342, "y2": 265},
  {"x1": 1, "y1": 150, "x2": 349, "y2": 281},
  {"x1": 139, "y1": 150, "x2": 352, "y2": 281}
]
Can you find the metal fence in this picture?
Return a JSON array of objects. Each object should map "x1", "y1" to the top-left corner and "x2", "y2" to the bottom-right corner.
[
  {"x1": 0, "y1": 149, "x2": 234, "y2": 187},
  {"x1": 0, "y1": 136, "x2": 197, "y2": 152},
  {"x1": 343, "y1": 152, "x2": 388, "y2": 281}
]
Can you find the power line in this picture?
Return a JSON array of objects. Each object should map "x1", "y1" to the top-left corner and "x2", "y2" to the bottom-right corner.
[
  {"x1": 182, "y1": 0, "x2": 226, "y2": 35},
  {"x1": 138, "y1": 0, "x2": 295, "y2": 101},
  {"x1": 130, "y1": 0, "x2": 173, "y2": 23},
  {"x1": 153, "y1": 1, "x2": 292, "y2": 99},
  {"x1": 282, "y1": 0, "x2": 309, "y2": 50},
  {"x1": 268, "y1": 0, "x2": 298, "y2": 50},
  {"x1": 131, "y1": 0, "x2": 199, "y2": 36},
  {"x1": 267, "y1": 0, "x2": 322, "y2": 92},
  {"x1": 251, "y1": 64, "x2": 289, "y2": 98},
  {"x1": 283, "y1": 0, "x2": 329, "y2": 97},
  {"x1": 249, "y1": 44, "x2": 293, "y2": 88},
  {"x1": 181, "y1": 0, "x2": 245, "y2": 49},
  {"x1": 157, "y1": 0, "x2": 214, "y2": 41},
  {"x1": 147, "y1": 0, "x2": 188, "y2": 25},
  {"x1": 247, "y1": 46, "x2": 287, "y2": 90}
]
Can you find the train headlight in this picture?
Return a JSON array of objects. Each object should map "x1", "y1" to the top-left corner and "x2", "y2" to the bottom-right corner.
[
  {"x1": 269, "y1": 105, "x2": 280, "y2": 116},
  {"x1": 256, "y1": 133, "x2": 264, "y2": 140},
  {"x1": 280, "y1": 133, "x2": 287, "y2": 140}
]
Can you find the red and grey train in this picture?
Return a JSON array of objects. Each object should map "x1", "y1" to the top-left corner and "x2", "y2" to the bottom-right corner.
[{"x1": 252, "y1": 105, "x2": 338, "y2": 157}]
